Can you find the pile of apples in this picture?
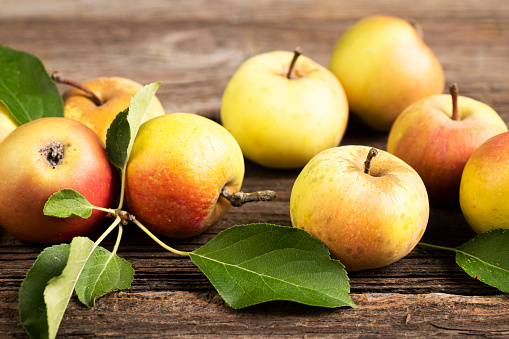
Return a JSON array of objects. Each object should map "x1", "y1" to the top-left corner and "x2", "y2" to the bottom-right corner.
[{"x1": 0, "y1": 15, "x2": 508, "y2": 272}]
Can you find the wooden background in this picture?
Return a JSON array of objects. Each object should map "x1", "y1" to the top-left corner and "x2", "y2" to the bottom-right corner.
[{"x1": 1, "y1": 0, "x2": 509, "y2": 337}]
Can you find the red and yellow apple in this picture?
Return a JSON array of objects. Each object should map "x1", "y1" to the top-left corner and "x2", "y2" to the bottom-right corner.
[
  {"x1": 0, "y1": 117, "x2": 117, "y2": 243},
  {"x1": 329, "y1": 15, "x2": 444, "y2": 131},
  {"x1": 221, "y1": 49, "x2": 349, "y2": 169},
  {"x1": 387, "y1": 84, "x2": 507, "y2": 206},
  {"x1": 460, "y1": 131, "x2": 509, "y2": 234},
  {"x1": 124, "y1": 113, "x2": 245, "y2": 238},
  {"x1": 0, "y1": 102, "x2": 18, "y2": 143},
  {"x1": 290, "y1": 145, "x2": 429, "y2": 271},
  {"x1": 63, "y1": 76, "x2": 166, "y2": 145}
]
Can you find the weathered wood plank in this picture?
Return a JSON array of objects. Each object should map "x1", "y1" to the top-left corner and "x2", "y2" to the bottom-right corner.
[{"x1": 1, "y1": 290, "x2": 508, "y2": 338}]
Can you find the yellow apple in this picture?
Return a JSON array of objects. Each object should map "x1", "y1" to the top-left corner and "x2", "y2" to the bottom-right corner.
[
  {"x1": 329, "y1": 15, "x2": 445, "y2": 131},
  {"x1": 460, "y1": 131, "x2": 509, "y2": 234},
  {"x1": 63, "y1": 76, "x2": 166, "y2": 145},
  {"x1": 124, "y1": 113, "x2": 245, "y2": 238},
  {"x1": 290, "y1": 146, "x2": 429, "y2": 271},
  {"x1": 221, "y1": 49, "x2": 349, "y2": 169},
  {"x1": 0, "y1": 102, "x2": 19, "y2": 143},
  {"x1": 387, "y1": 84, "x2": 507, "y2": 206}
]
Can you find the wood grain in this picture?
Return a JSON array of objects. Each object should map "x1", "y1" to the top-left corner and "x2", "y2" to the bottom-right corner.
[{"x1": 1, "y1": 0, "x2": 509, "y2": 337}]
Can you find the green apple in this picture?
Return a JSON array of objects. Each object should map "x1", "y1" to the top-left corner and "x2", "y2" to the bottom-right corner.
[
  {"x1": 221, "y1": 49, "x2": 349, "y2": 169},
  {"x1": 124, "y1": 113, "x2": 246, "y2": 238},
  {"x1": 329, "y1": 15, "x2": 445, "y2": 131},
  {"x1": 0, "y1": 101, "x2": 19, "y2": 143},
  {"x1": 0, "y1": 117, "x2": 117, "y2": 243},
  {"x1": 460, "y1": 131, "x2": 509, "y2": 233},
  {"x1": 62, "y1": 76, "x2": 166, "y2": 145},
  {"x1": 387, "y1": 84, "x2": 508, "y2": 206},
  {"x1": 290, "y1": 146, "x2": 429, "y2": 271}
]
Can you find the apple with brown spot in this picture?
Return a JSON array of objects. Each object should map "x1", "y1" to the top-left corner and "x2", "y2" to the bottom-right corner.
[{"x1": 0, "y1": 117, "x2": 117, "y2": 243}]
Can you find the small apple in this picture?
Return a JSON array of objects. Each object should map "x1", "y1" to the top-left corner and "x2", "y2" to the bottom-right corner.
[
  {"x1": 329, "y1": 15, "x2": 445, "y2": 131},
  {"x1": 221, "y1": 48, "x2": 349, "y2": 169},
  {"x1": 0, "y1": 101, "x2": 18, "y2": 143},
  {"x1": 290, "y1": 146, "x2": 429, "y2": 271},
  {"x1": 124, "y1": 113, "x2": 248, "y2": 238},
  {"x1": 61, "y1": 76, "x2": 166, "y2": 145},
  {"x1": 387, "y1": 84, "x2": 508, "y2": 206},
  {"x1": 0, "y1": 117, "x2": 117, "y2": 243},
  {"x1": 460, "y1": 131, "x2": 509, "y2": 234}
]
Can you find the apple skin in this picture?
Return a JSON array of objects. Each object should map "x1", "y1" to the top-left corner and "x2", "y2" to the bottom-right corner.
[
  {"x1": 387, "y1": 94, "x2": 507, "y2": 206},
  {"x1": 0, "y1": 102, "x2": 19, "y2": 143},
  {"x1": 460, "y1": 131, "x2": 509, "y2": 233},
  {"x1": 0, "y1": 117, "x2": 117, "y2": 243},
  {"x1": 329, "y1": 15, "x2": 444, "y2": 131},
  {"x1": 221, "y1": 50, "x2": 349, "y2": 169},
  {"x1": 290, "y1": 145, "x2": 429, "y2": 271},
  {"x1": 124, "y1": 113, "x2": 245, "y2": 238},
  {"x1": 63, "y1": 76, "x2": 166, "y2": 145}
]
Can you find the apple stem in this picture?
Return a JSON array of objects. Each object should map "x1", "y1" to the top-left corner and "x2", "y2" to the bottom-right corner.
[
  {"x1": 450, "y1": 83, "x2": 460, "y2": 121},
  {"x1": 364, "y1": 148, "x2": 378, "y2": 175},
  {"x1": 407, "y1": 18, "x2": 424, "y2": 38},
  {"x1": 287, "y1": 47, "x2": 302, "y2": 79},
  {"x1": 51, "y1": 72, "x2": 104, "y2": 106},
  {"x1": 220, "y1": 187, "x2": 277, "y2": 207}
]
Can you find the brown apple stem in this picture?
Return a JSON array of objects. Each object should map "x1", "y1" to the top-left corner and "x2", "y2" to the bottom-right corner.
[
  {"x1": 407, "y1": 18, "x2": 424, "y2": 38},
  {"x1": 450, "y1": 83, "x2": 460, "y2": 121},
  {"x1": 364, "y1": 148, "x2": 378, "y2": 175},
  {"x1": 287, "y1": 47, "x2": 302, "y2": 79},
  {"x1": 51, "y1": 72, "x2": 104, "y2": 106},
  {"x1": 220, "y1": 187, "x2": 277, "y2": 207}
]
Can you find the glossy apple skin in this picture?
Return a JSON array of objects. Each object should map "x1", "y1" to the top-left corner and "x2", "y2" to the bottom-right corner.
[
  {"x1": 290, "y1": 146, "x2": 429, "y2": 271},
  {"x1": 63, "y1": 76, "x2": 165, "y2": 145},
  {"x1": 0, "y1": 102, "x2": 18, "y2": 144},
  {"x1": 125, "y1": 113, "x2": 245, "y2": 238},
  {"x1": 387, "y1": 94, "x2": 507, "y2": 206},
  {"x1": 460, "y1": 132, "x2": 509, "y2": 233},
  {"x1": 329, "y1": 15, "x2": 444, "y2": 131},
  {"x1": 0, "y1": 117, "x2": 117, "y2": 243},
  {"x1": 221, "y1": 50, "x2": 349, "y2": 169}
]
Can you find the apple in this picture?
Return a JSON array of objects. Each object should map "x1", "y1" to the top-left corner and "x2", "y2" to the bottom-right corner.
[
  {"x1": 0, "y1": 101, "x2": 18, "y2": 143},
  {"x1": 460, "y1": 131, "x2": 509, "y2": 234},
  {"x1": 124, "y1": 113, "x2": 246, "y2": 238},
  {"x1": 61, "y1": 76, "x2": 166, "y2": 145},
  {"x1": 221, "y1": 48, "x2": 349, "y2": 169},
  {"x1": 387, "y1": 84, "x2": 508, "y2": 206},
  {"x1": 0, "y1": 117, "x2": 117, "y2": 243},
  {"x1": 290, "y1": 145, "x2": 429, "y2": 271},
  {"x1": 328, "y1": 15, "x2": 445, "y2": 131}
]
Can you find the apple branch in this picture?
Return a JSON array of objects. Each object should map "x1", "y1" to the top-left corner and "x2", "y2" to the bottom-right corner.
[
  {"x1": 220, "y1": 187, "x2": 277, "y2": 207},
  {"x1": 51, "y1": 72, "x2": 104, "y2": 106},
  {"x1": 287, "y1": 47, "x2": 302, "y2": 79},
  {"x1": 450, "y1": 83, "x2": 460, "y2": 121},
  {"x1": 364, "y1": 148, "x2": 378, "y2": 175}
]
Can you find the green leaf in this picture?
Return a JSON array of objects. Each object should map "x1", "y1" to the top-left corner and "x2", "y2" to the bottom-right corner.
[
  {"x1": 43, "y1": 189, "x2": 95, "y2": 218},
  {"x1": 18, "y1": 244, "x2": 70, "y2": 339},
  {"x1": 75, "y1": 245, "x2": 134, "y2": 307},
  {"x1": 189, "y1": 223, "x2": 356, "y2": 309},
  {"x1": 456, "y1": 228, "x2": 509, "y2": 293},
  {"x1": 44, "y1": 237, "x2": 95, "y2": 339},
  {"x1": 0, "y1": 44, "x2": 63, "y2": 125},
  {"x1": 105, "y1": 81, "x2": 161, "y2": 170},
  {"x1": 106, "y1": 108, "x2": 130, "y2": 169}
]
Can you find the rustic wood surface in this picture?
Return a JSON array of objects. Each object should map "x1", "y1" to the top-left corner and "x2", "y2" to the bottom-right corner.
[{"x1": 1, "y1": 0, "x2": 509, "y2": 337}]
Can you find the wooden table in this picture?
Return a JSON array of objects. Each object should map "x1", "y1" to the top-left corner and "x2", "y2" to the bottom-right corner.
[{"x1": 1, "y1": 1, "x2": 509, "y2": 337}]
